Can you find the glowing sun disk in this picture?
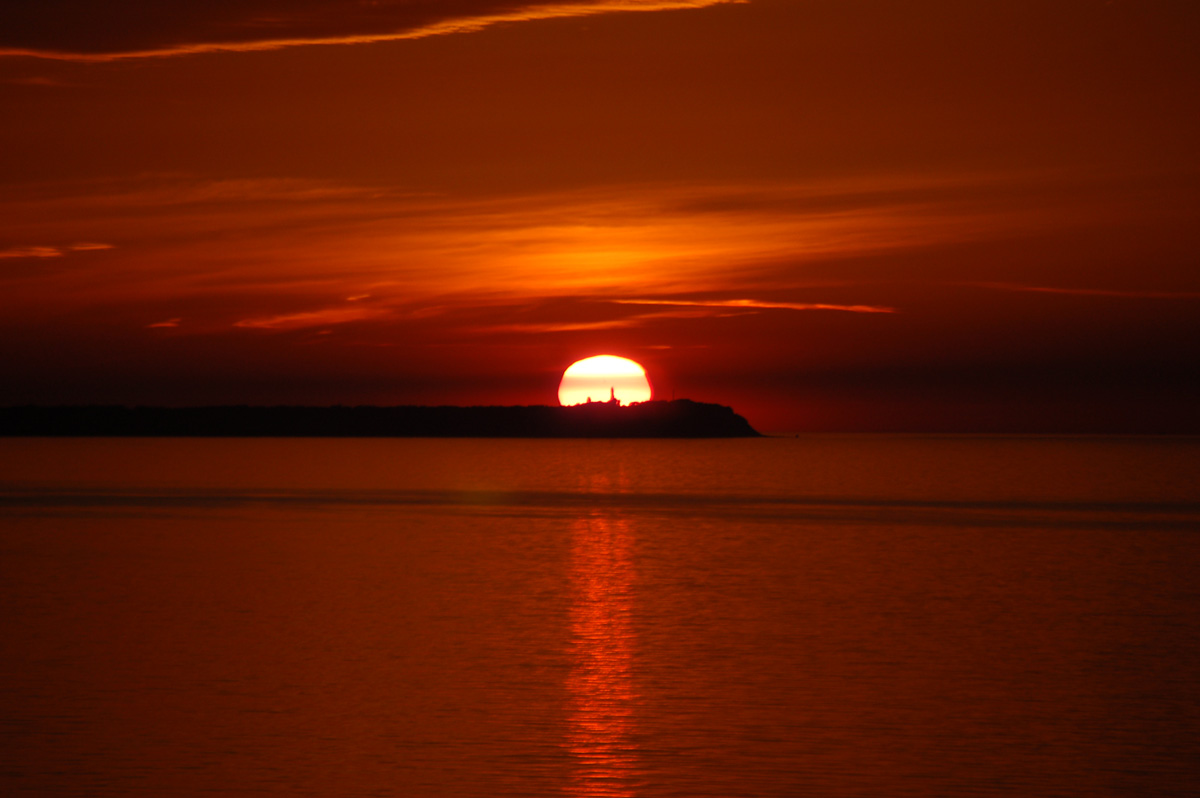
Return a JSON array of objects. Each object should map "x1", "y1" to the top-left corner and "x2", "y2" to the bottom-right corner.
[{"x1": 558, "y1": 355, "x2": 652, "y2": 406}]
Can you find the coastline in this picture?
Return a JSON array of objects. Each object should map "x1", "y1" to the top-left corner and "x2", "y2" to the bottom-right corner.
[{"x1": 0, "y1": 399, "x2": 760, "y2": 438}]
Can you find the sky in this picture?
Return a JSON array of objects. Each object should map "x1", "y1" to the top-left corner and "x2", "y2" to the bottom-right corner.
[{"x1": 1, "y1": 0, "x2": 1198, "y2": 432}]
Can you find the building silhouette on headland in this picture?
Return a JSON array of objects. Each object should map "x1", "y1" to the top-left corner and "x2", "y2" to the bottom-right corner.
[{"x1": 583, "y1": 387, "x2": 621, "y2": 406}]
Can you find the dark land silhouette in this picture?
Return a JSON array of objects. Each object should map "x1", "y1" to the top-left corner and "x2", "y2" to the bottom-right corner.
[{"x1": 0, "y1": 400, "x2": 759, "y2": 438}]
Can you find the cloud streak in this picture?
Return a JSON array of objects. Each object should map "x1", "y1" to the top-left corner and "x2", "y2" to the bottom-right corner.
[
  {"x1": 612, "y1": 298, "x2": 896, "y2": 313},
  {"x1": 233, "y1": 306, "x2": 390, "y2": 331},
  {"x1": 969, "y1": 282, "x2": 1200, "y2": 300},
  {"x1": 0, "y1": 1, "x2": 741, "y2": 61},
  {"x1": 464, "y1": 296, "x2": 896, "y2": 338},
  {"x1": 0, "y1": 172, "x2": 1085, "y2": 338},
  {"x1": 0, "y1": 243, "x2": 112, "y2": 259}
]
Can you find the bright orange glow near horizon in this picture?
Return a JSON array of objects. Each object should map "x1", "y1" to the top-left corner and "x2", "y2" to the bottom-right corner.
[{"x1": 558, "y1": 356, "x2": 652, "y2": 407}]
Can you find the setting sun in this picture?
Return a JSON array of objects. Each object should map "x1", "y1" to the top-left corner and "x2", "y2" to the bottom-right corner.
[{"x1": 558, "y1": 356, "x2": 652, "y2": 407}]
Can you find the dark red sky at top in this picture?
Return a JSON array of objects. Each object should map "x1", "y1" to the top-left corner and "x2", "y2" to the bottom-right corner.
[{"x1": 1, "y1": 0, "x2": 1198, "y2": 432}]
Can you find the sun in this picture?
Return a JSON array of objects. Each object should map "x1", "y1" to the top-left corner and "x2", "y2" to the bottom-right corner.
[{"x1": 558, "y1": 355, "x2": 652, "y2": 406}]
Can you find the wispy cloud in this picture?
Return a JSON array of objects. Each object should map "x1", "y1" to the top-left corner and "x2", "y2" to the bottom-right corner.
[
  {"x1": 466, "y1": 301, "x2": 869, "y2": 336},
  {"x1": 0, "y1": 242, "x2": 113, "y2": 259},
  {"x1": 475, "y1": 319, "x2": 644, "y2": 334},
  {"x1": 233, "y1": 305, "x2": 390, "y2": 331},
  {"x1": 147, "y1": 318, "x2": 182, "y2": 328},
  {"x1": 0, "y1": 172, "x2": 1070, "y2": 332},
  {"x1": 612, "y1": 298, "x2": 896, "y2": 313},
  {"x1": 0, "y1": 1, "x2": 741, "y2": 61},
  {"x1": 3, "y1": 75, "x2": 76, "y2": 87},
  {"x1": 968, "y1": 282, "x2": 1200, "y2": 300},
  {"x1": 0, "y1": 246, "x2": 62, "y2": 259}
]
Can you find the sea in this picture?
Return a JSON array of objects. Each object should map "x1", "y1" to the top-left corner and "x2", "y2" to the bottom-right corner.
[{"x1": 1, "y1": 436, "x2": 1198, "y2": 797}]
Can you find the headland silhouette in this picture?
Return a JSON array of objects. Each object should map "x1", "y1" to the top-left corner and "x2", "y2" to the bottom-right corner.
[{"x1": 0, "y1": 400, "x2": 759, "y2": 438}]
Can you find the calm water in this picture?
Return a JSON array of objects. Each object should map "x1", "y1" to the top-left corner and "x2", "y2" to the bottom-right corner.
[{"x1": 2, "y1": 436, "x2": 1199, "y2": 797}]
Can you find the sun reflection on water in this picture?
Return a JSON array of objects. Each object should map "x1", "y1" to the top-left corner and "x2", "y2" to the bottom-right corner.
[{"x1": 566, "y1": 514, "x2": 639, "y2": 797}]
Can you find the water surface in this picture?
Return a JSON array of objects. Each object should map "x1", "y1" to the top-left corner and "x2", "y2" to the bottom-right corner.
[{"x1": 2, "y1": 437, "x2": 1198, "y2": 796}]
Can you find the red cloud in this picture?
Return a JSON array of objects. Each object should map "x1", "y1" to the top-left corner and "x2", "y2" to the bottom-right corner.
[{"x1": 0, "y1": 1, "x2": 739, "y2": 60}]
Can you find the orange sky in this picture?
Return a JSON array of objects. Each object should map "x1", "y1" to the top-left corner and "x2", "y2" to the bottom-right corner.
[{"x1": 2, "y1": 0, "x2": 1198, "y2": 431}]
